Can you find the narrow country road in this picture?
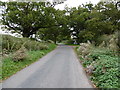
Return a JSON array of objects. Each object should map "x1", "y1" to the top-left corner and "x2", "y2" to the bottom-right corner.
[{"x1": 2, "y1": 46, "x2": 93, "y2": 88}]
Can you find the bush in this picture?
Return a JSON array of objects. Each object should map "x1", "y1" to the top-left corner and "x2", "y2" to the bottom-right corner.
[
  {"x1": 23, "y1": 40, "x2": 48, "y2": 51},
  {"x1": 108, "y1": 38, "x2": 119, "y2": 52},
  {"x1": 96, "y1": 34, "x2": 110, "y2": 46},
  {"x1": 2, "y1": 43, "x2": 56, "y2": 80},
  {"x1": 12, "y1": 46, "x2": 28, "y2": 61},
  {"x1": 77, "y1": 41, "x2": 93, "y2": 59},
  {"x1": 96, "y1": 32, "x2": 119, "y2": 49},
  {"x1": 2, "y1": 35, "x2": 49, "y2": 53},
  {"x1": 76, "y1": 44, "x2": 119, "y2": 88},
  {"x1": 2, "y1": 35, "x2": 22, "y2": 52}
]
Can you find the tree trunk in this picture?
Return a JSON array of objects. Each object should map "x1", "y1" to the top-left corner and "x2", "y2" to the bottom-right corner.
[{"x1": 54, "y1": 39, "x2": 57, "y2": 44}]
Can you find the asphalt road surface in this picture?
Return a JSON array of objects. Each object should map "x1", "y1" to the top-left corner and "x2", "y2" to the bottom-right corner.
[{"x1": 2, "y1": 46, "x2": 93, "y2": 88}]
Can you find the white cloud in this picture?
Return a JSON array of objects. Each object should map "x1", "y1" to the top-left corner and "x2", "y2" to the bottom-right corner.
[
  {"x1": 55, "y1": 0, "x2": 101, "y2": 10},
  {"x1": 0, "y1": 0, "x2": 8, "y2": 1}
]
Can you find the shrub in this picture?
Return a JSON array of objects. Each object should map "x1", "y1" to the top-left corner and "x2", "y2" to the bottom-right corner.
[
  {"x1": 77, "y1": 41, "x2": 93, "y2": 58},
  {"x1": 2, "y1": 35, "x2": 22, "y2": 52},
  {"x1": 24, "y1": 41, "x2": 48, "y2": 51},
  {"x1": 99, "y1": 41, "x2": 106, "y2": 48},
  {"x1": 108, "y1": 38, "x2": 119, "y2": 52},
  {"x1": 2, "y1": 43, "x2": 56, "y2": 80},
  {"x1": 96, "y1": 34, "x2": 110, "y2": 46},
  {"x1": 97, "y1": 32, "x2": 119, "y2": 52},
  {"x1": 76, "y1": 44, "x2": 119, "y2": 88},
  {"x1": 12, "y1": 46, "x2": 28, "y2": 61},
  {"x1": 2, "y1": 35, "x2": 49, "y2": 53}
]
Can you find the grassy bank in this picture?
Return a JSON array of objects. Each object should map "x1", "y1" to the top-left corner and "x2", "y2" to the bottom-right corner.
[
  {"x1": 0, "y1": 35, "x2": 56, "y2": 81},
  {"x1": 76, "y1": 45, "x2": 119, "y2": 88},
  {"x1": 1, "y1": 43, "x2": 56, "y2": 81}
]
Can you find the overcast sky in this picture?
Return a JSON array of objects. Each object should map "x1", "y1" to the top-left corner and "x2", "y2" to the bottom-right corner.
[
  {"x1": 55, "y1": 0, "x2": 100, "y2": 10},
  {"x1": 1, "y1": 0, "x2": 101, "y2": 10}
]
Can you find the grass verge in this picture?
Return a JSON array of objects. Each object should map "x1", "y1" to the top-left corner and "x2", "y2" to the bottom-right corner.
[{"x1": 1, "y1": 43, "x2": 56, "y2": 81}]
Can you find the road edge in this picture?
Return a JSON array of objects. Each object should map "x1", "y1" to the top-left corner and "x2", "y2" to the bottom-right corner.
[{"x1": 72, "y1": 46, "x2": 96, "y2": 88}]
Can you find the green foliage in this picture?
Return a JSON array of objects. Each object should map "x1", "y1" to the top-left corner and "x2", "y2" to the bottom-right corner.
[
  {"x1": 79, "y1": 31, "x2": 95, "y2": 42},
  {"x1": 1, "y1": 35, "x2": 55, "y2": 80},
  {"x1": 64, "y1": 39, "x2": 74, "y2": 45},
  {"x1": 91, "y1": 54, "x2": 119, "y2": 88},
  {"x1": 0, "y1": 1, "x2": 70, "y2": 41},
  {"x1": 1, "y1": 1, "x2": 119, "y2": 44},
  {"x1": 36, "y1": 9, "x2": 70, "y2": 43},
  {"x1": 12, "y1": 46, "x2": 28, "y2": 61},
  {"x1": 95, "y1": 32, "x2": 119, "y2": 53},
  {"x1": 1, "y1": 0, "x2": 119, "y2": 86},
  {"x1": 2, "y1": 35, "x2": 48, "y2": 53},
  {"x1": 1, "y1": 43, "x2": 56, "y2": 80},
  {"x1": 76, "y1": 45, "x2": 119, "y2": 88},
  {"x1": 0, "y1": 2, "x2": 59, "y2": 37},
  {"x1": 96, "y1": 34, "x2": 111, "y2": 46},
  {"x1": 67, "y1": 1, "x2": 119, "y2": 44}
]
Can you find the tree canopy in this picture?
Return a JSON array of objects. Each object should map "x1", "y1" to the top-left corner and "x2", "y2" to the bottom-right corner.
[
  {"x1": 0, "y1": 0, "x2": 119, "y2": 44},
  {"x1": 1, "y1": 1, "x2": 64, "y2": 37}
]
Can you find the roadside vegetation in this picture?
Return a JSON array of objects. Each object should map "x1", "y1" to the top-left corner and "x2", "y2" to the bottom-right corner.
[
  {"x1": 0, "y1": 0, "x2": 119, "y2": 88},
  {"x1": 0, "y1": 35, "x2": 56, "y2": 81},
  {"x1": 76, "y1": 32, "x2": 119, "y2": 88}
]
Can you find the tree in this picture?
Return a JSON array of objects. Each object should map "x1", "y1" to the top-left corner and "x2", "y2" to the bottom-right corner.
[
  {"x1": 68, "y1": 6, "x2": 90, "y2": 44},
  {"x1": 1, "y1": 1, "x2": 119, "y2": 44},
  {"x1": 67, "y1": 1, "x2": 119, "y2": 44},
  {"x1": 1, "y1": 2, "x2": 59, "y2": 37}
]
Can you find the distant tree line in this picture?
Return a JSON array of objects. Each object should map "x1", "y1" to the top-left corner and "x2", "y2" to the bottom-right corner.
[{"x1": 0, "y1": 0, "x2": 119, "y2": 44}]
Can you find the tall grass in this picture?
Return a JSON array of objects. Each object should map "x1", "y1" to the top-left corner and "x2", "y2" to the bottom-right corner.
[
  {"x1": 1, "y1": 35, "x2": 56, "y2": 81},
  {"x1": 76, "y1": 32, "x2": 119, "y2": 88},
  {"x1": 2, "y1": 35, "x2": 48, "y2": 53}
]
